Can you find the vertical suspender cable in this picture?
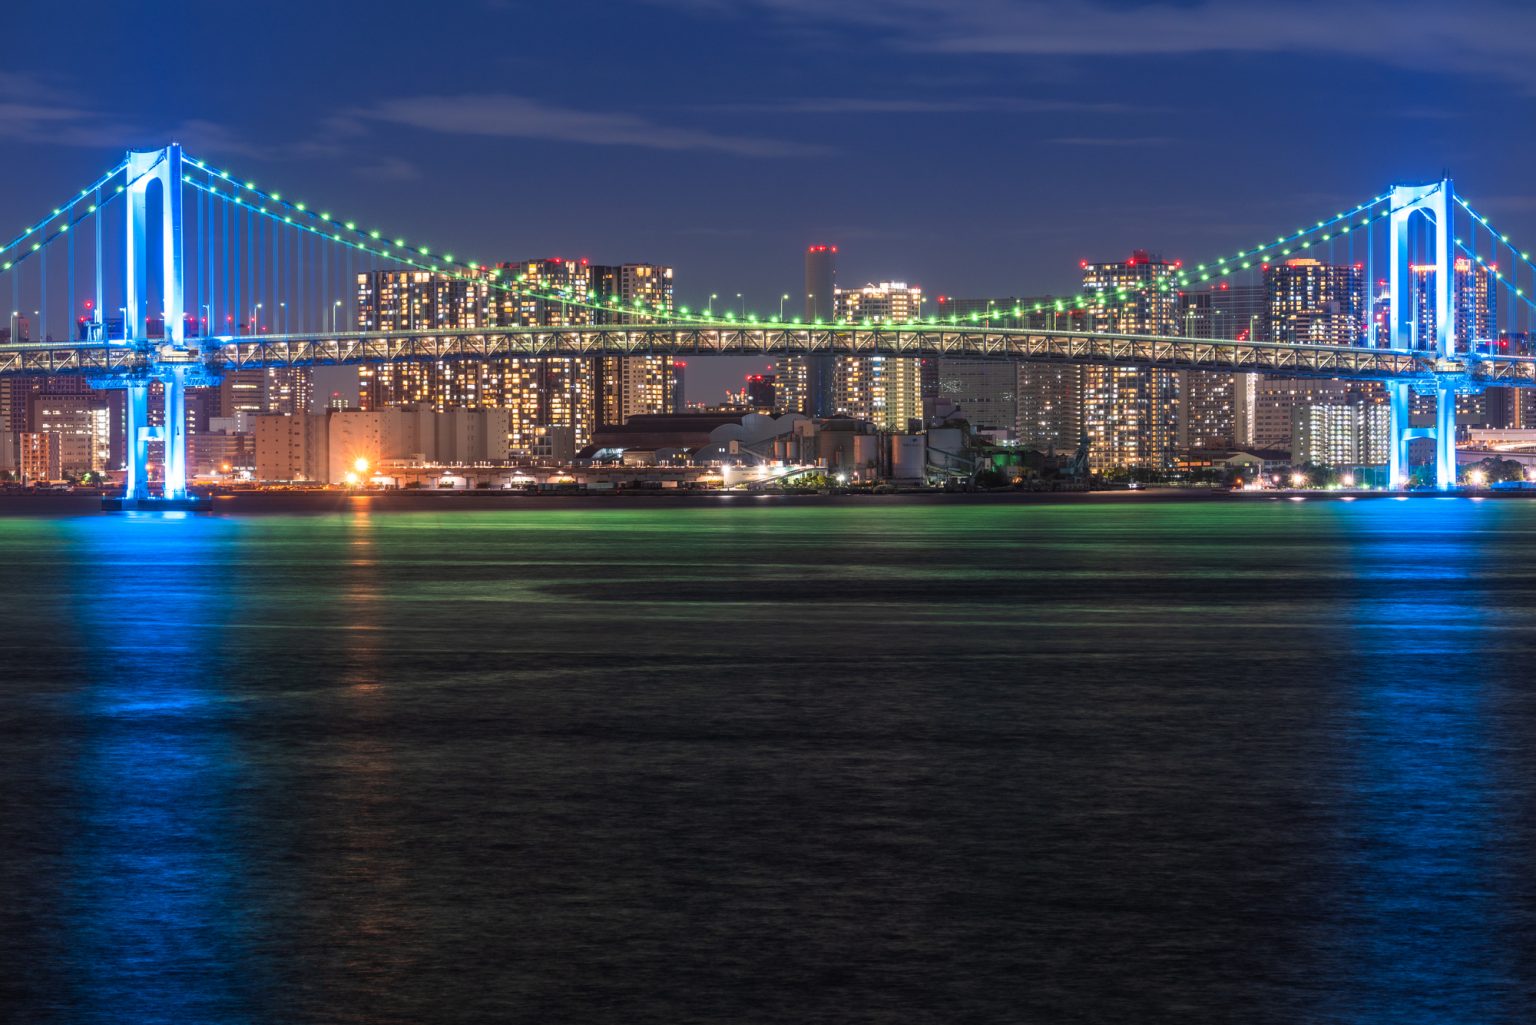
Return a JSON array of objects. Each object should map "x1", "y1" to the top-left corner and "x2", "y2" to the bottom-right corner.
[
  {"x1": 95, "y1": 187, "x2": 104, "y2": 343},
  {"x1": 67, "y1": 213, "x2": 75, "y2": 343}
]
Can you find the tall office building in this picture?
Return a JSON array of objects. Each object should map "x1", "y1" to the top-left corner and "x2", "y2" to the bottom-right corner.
[
  {"x1": 931, "y1": 295, "x2": 1087, "y2": 451},
  {"x1": 1081, "y1": 252, "x2": 1180, "y2": 470},
  {"x1": 779, "y1": 244, "x2": 839, "y2": 417},
  {"x1": 219, "y1": 368, "x2": 313, "y2": 418},
  {"x1": 831, "y1": 282, "x2": 924, "y2": 431},
  {"x1": 590, "y1": 263, "x2": 675, "y2": 426},
  {"x1": 29, "y1": 393, "x2": 111, "y2": 475},
  {"x1": 806, "y1": 245, "x2": 837, "y2": 323},
  {"x1": 935, "y1": 360, "x2": 1020, "y2": 436}
]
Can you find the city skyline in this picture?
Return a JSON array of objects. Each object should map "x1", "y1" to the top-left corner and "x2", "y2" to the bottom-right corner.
[{"x1": 6, "y1": 9, "x2": 1536, "y2": 1025}]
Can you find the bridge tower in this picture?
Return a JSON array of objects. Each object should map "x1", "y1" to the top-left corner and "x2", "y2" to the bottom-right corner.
[
  {"x1": 1387, "y1": 179, "x2": 1458, "y2": 490},
  {"x1": 112, "y1": 145, "x2": 201, "y2": 506}
]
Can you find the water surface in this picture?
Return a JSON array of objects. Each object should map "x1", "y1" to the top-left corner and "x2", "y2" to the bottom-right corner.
[{"x1": 3, "y1": 498, "x2": 1535, "y2": 1024}]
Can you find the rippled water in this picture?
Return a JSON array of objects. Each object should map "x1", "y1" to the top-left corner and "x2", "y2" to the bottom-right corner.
[{"x1": 3, "y1": 497, "x2": 1536, "y2": 1024}]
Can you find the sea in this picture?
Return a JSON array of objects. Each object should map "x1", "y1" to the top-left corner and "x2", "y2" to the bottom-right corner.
[{"x1": 2, "y1": 495, "x2": 1535, "y2": 1023}]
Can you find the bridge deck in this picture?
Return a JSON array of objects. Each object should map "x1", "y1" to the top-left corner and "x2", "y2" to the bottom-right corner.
[{"x1": 0, "y1": 325, "x2": 1530, "y2": 385}]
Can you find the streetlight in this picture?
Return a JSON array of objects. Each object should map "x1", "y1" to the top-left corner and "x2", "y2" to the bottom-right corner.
[
  {"x1": 706, "y1": 293, "x2": 717, "y2": 316},
  {"x1": 332, "y1": 299, "x2": 343, "y2": 334},
  {"x1": 736, "y1": 293, "x2": 744, "y2": 317},
  {"x1": 280, "y1": 301, "x2": 287, "y2": 334},
  {"x1": 8, "y1": 311, "x2": 16, "y2": 342},
  {"x1": 251, "y1": 302, "x2": 262, "y2": 335},
  {"x1": 779, "y1": 293, "x2": 790, "y2": 321},
  {"x1": 201, "y1": 304, "x2": 211, "y2": 337}
]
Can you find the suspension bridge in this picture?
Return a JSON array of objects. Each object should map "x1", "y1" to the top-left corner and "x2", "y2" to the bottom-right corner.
[{"x1": 3, "y1": 145, "x2": 1535, "y2": 506}]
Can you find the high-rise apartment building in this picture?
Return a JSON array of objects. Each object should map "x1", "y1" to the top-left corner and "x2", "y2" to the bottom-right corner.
[
  {"x1": 495, "y1": 258, "x2": 600, "y2": 460},
  {"x1": 1411, "y1": 257, "x2": 1496, "y2": 351},
  {"x1": 590, "y1": 263, "x2": 675, "y2": 426},
  {"x1": 1081, "y1": 252, "x2": 1180, "y2": 469},
  {"x1": 1254, "y1": 260, "x2": 1370, "y2": 451},
  {"x1": 1176, "y1": 285, "x2": 1265, "y2": 450},
  {"x1": 830, "y1": 282, "x2": 924, "y2": 431},
  {"x1": 355, "y1": 270, "x2": 495, "y2": 409},
  {"x1": 1266, "y1": 259, "x2": 1365, "y2": 346},
  {"x1": 1253, "y1": 378, "x2": 1359, "y2": 451},
  {"x1": 1291, "y1": 394, "x2": 1390, "y2": 468}
]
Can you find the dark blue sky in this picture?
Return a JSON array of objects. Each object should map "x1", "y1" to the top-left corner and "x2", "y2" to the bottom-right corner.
[{"x1": 3, "y1": 0, "x2": 1534, "y2": 399}]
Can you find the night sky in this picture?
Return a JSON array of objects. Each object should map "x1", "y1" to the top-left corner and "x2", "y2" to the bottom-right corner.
[{"x1": 4, "y1": 0, "x2": 1534, "y2": 401}]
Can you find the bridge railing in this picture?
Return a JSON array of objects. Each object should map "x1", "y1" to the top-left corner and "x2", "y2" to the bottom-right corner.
[{"x1": 2, "y1": 324, "x2": 1527, "y2": 385}]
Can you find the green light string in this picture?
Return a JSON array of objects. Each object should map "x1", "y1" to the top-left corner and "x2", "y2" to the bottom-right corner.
[
  {"x1": 182, "y1": 154, "x2": 720, "y2": 327},
  {"x1": 1175, "y1": 192, "x2": 1395, "y2": 288},
  {"x1": 180, "y1": 151, "x2": 1411, "y2": 334},
  {"x1": 1455, "y1": 241, "x2": 1536, "y2": 318},
  {"x1": 182, "y1": 173, "x2": 707, "y2": 328},
  {"x1": 954, "y1": 194, "x2": 1399, "y2": 319},
  {"x1": 184, "y1": 177, "x2": 707, "y2": 330},
  {"x1": 1455, "y1": 197, "x2": 1535, "y2": 323},
  {"x1": 186, "y1": 151, "x2": 1389, "y2": 331},
  {"x1": 0, "y1": 161, "x2": 126, "y2": 271},
  {"x1": 0, "y1": 176, "x2": 125, "y2": 284}
]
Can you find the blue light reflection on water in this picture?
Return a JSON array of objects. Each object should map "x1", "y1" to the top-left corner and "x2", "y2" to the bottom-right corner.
[
  {"x1": 60, "y1": 512, "x2": 267, "y2": 1025},
  {"x1": 1316, "y1": 500, "x2": 1528, "y2": 1024}
]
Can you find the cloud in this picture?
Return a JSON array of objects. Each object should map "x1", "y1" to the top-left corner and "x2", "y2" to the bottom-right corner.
[
  {"x1": 0, "y1": 73, "x2": 129, "y2": 147},
  {"x1": 1047, "y1": 135, "x2": 1170, "y2": 146},
  {"x1": 352, "y1": 94, "x2": 827, "y2": 157},
  {"x1": 355, "y1": 156, "x2": 423, "y2": 182},
  {"x1": 0, "y1": 79, "x2": 295, "y2": 163},
  {"x1": 662, "y1": 0, "x2": 1536, "y2": 91},
  {"x1": 699, "y1": 96, "x2": 1150, "y2": 114}
]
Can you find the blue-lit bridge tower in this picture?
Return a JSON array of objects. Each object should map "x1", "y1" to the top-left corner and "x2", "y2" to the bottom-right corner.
[
  {"x1": 99, "y1": 144, "x2": 211, "y2": 510},
  {"x1": 1387, "y1": 178, "x2": 1462, "y2": 491}
]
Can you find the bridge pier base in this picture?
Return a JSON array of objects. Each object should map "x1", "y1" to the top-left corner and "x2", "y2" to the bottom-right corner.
[
  {"x1": 123, "y1": 380, "x2": 150, "y2": 503},
  {"x1": 162, "y1": 367, "x2": 188, "y2": 501},
  {"x1": 1387, "y1": 381, "x2": 1460, "y2": 491},
  {"x1": 109, "y1": 370, "x2": 207, "y2": 511},
  {"x1": 1435, "y1": 385, "x2": 1458, "y2": 491}
]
